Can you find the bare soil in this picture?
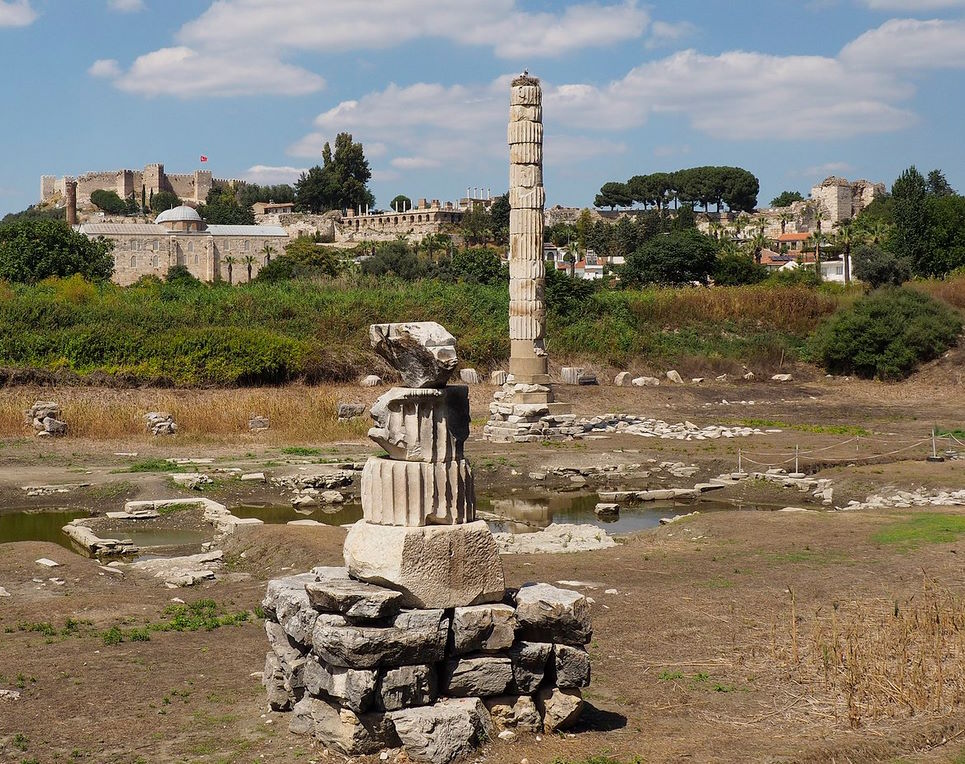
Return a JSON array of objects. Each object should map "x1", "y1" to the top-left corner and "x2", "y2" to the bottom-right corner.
[{"x1": 0, "y1": 375, "x2": 963, "y2": 763}]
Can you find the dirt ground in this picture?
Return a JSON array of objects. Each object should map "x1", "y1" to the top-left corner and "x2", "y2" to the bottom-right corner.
[{"x1": 0, "y1": 374, "x2": 963, "y2": 764}]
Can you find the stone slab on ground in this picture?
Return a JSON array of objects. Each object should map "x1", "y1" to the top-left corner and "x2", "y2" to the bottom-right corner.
[
  {"x1": 515, "y1": 583, "x2": 592, "y2": 645},
  {"x1": 389, "y1": 697, "x2": 494, "y2": 764},
  {"x1": 536, "y1": 686, "x2": 583, "y2": 732}
]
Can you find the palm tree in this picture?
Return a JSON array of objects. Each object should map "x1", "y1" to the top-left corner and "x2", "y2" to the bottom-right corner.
[
  {"x1": 863, "y1": 219, "x2": 893, "y2": 246},
  {"x1": 779, "y1": 211, "x2": 793, "y2": 236},
  {"x1": 708, "y1": 221, "x2": 723, "y2": 241},
  {"x1": 748, "y1": 229, "x2": 770, "y2": 265},
  {"x1": 261, "y1": 243, "x2": 275, "y2": 265},
  {"x1": 421, "y1": 233, "x2": 445, "y2": 264},
  {"x1": 223, "y1": 255, "x2": 237, "y2": 285},
  {"x1": 810, "y1": 204, "x2": 826, "y2": 278},
  {"x1": 835, "y1": 221, "x2": 863, "y2": 285},
  {"x1": 733, "y1": 214, "x2": 750, "y2": 242},
  {"x1": 242, "y1": 254, "x2": 256, "y2": 282}
]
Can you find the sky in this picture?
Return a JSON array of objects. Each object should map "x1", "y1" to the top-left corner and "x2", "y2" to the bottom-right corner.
[{"x1": 1, "y1": 0, "x2": 964, "y2": 217}]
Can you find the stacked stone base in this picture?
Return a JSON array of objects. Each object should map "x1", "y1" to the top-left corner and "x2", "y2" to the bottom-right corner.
[
  {"x1": 263, "y1": 569, "x2": 590, "y2": 762},
  {"x1": 483, "y1": 383, "x2": 579, "y2": 443}
]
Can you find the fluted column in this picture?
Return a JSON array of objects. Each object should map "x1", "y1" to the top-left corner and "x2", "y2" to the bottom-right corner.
[{"x1": 507, "y1": 76, "x2": 549, "y2": 384}]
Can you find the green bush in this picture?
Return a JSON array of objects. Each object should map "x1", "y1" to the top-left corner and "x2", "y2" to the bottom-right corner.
[
  {"x1": 714, "y1": 253, "x2": 768, "y2": 286},
  {"x1": 852, "y1": 244, "x2": 911, "y2": 288},
  {"x1": 621, "y1": 230, "x2": 718, "y2": 287},
  {"x1": 150, "y1": 190, "x2": 181, "y2": 214},
  {"x1": 90, "y1": 189, "x2": 127, "y2": 215},
  {"x1": 0, "y1": 219, "x2": 114, "y2": 284},
  {"x1": 810, "y1": 288, "x2": 961, "y2": 380}
]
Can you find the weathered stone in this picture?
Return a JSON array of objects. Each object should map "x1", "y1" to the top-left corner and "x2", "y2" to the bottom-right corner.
[
  {"x1": 264, "y1": 652, "x2": 293, "y2": 711},
  {"x1": 305, "y1": 569, "x2": 405, "y2": 620},
  {"x1": 379, "y1": 664, "x2": 437, "y2": 711},
  {"x1": 560, "y1": 367, "x2": 583, "y2": 385},
  {"x1": 303, "y1": 656, "x2": 378, "y2": 713},
  {"x1": 484, "y1": 695, "x2": 541, "y2": 733},
  {"x1": 360, "y1": 457, "x2": 475, "y2": 525},
  {"x1": 337, "y1": 402, "x2": 366, "y2": 421},
  {"x1": 514, "y1": 583, "x2": 592, "y2": 645},
  {"x1": 536, "y1": 686, "x2": 583, "y2": 732},
  {"x1": 459, "y1": 368, "x2": 481, "y2": 384},
  {"x1": 490, "y1": 370, "x2": 509, "y2": 386},
  {"x1": 451, "y1": 604, "x2": 516, "y2": 654},
  {"x1": 42, "y1": 417, "x2": 67, "y2": 436},
  {"x1": 666, "y1": 370, "x2": 684, "y2": 384},
  {"x1": 319, "y1": 490, "x2": 344, "y2": 504},
  {"x1": 360, "y1": 374, "x2": 383, "y2": 387},
  {"x1": 614, "y1": 371, "x2": 631, "y2": 386},
  {"x1": 554, "y1": 644, "x2": 591, "y2": 688},
  {"x1": 389, "y1": 697, "x2": 494, "y2": 764},
  {"x1": 248, "y1": 415, "x2": 270, "y2": 431},
  {"x1": 289, "y1": 696, "x2": 399, "y2": 755},
  {"x1": 367, "y1": 386, "x2": 469, "y2": 463},
  {"x1": 25, "y1": 401, "x2": 60, "y2": 426},
  {"x1": 343, "y1": 520, "x2": 505, "y2": 609},
  {"x1": 369, "y1": 322, "x2": 458, "y2": 388},
  {"x1": 631, "y1": 376, "x2": 660, "y2": 387},
  {"x1": 442, "y1": 656, "x2": 513, "y2": 697},
  {"x1": 771, "y1": 373, "x2": 793, "y2": 382},
  {"x1": 578, "y1": 373, "x2": 598, "y2": 386},
  {"x1": 594, "y1": 502, "x2": 619, "y2": 518},
  {"x1": 507, "y1": 641, "x2": 552, "y2": 693},
  {"x1": 263, "y1": 573, "x2": 318, "y2": 646},
  {"x1": 311, "y1": 609, "x2": 449, "y2": 669},
  {"x1": 265, "y1": 619, "x2": 304, "y2": 668}
]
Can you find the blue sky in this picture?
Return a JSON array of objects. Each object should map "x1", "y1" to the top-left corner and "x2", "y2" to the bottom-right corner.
[{"x1": 1, "y1": 0, "x2": 964, "y2": 217}]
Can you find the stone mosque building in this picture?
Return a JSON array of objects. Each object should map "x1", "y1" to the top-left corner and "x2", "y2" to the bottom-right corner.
[{"x1": 76, "y1": 205, "x2": 288, "y2": 286}]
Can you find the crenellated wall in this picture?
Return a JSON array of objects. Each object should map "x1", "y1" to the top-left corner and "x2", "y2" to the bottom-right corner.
[{"x1": 42, "y1": 164, "x2": 222, "y2": 207}]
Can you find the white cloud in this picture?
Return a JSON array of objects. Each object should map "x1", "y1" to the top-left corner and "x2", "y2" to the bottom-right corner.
[
  {"x1": 88, "y1": 58, "x2": 121, "y2": 78},
  {"x1": 0, "y1": 0, "x2": 35, "y2": 27},
  {"x1": 391, "y1": 157, "x2": 442, "y2": 170},
  {"x1": 799, "y1": 161, "x2": 856, "y2": 177},
  {"x1": 179, "y1": 0, "x2": 650, "y2": 59},
  {"x1": 653, "y1": 144, "x2": 692, "y2": 158},
  {"x1": 241, "y1": 165, "x2": 308, "y2": 184},
  {"x1": 107, "y1": 0, "x2": 144, "y2": 11},
  {"x1": 646, "y1": 20, "x2": 697, "y2": 49},
  {"x1": 105, "y1": 46, "x2": 325, "y2": 98},
  {"x1": 859, "y1": 0, "x2": 965, "y2": 9},
  {"x1": 840, "y1": 18, "x2": 965, "y2": 69}
]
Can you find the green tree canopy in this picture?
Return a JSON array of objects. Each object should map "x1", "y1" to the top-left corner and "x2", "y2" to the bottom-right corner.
[
  {"x1": 852, "y1": 244, "x2": 911, "y2": 288},
  {"x1": 460, "y1": 204, "x2": 492, "y2": 245},
  {"x1": 620, "y1": 229, "x2": 719, "y2": 287},
  {"x1": 621, "y1": 167, "x2": 759, "y2": 213},
  {"x1": 1, "y1": 205, "x2": 66, "y2": 225},
  {"x1": 489, "y1": 193, "x2": 510, "y2": 245},
  {"x1": 891, "y1": 166, "x2": 930, "y2": 276},
  {"x1": 199, "y1": 187, "x2": 255, "y2": 225},
  {"x1": 447, "y1": 247, "x2": 506, "y2": 285},
  {"x1": 256, "y1": 235, "x2": 341, "y2": 282},
  {"x1": 390, "y1": 195, "x2": 412, "y2": 212},
  {"x1": 594, "y1": 182, "x2": 633, "y2": 210},
  {"x1": 150, "y1": 190, "x2": 181, "y2": 214},
  {"x1": 771, "y1": 191, "x2": 804, "y2": 208},
  {"x1": 295, "y1": 133, "x2": 375, "y2": 214},
  {"x1": 714, "y1": 252, "x2": 769, "y2": 286},
  {"x1": 237, "y1": 183, "x2": 295, "y2": 207},
  {"x1": 0, "y1": 219, "x2": 114, "y2": 284},
  {"x1": 927, "y1": 169, "x2": 955, "y2": 197},
  {"x1": 90, "y1": 189, "x2": 127, "y2": 215}
]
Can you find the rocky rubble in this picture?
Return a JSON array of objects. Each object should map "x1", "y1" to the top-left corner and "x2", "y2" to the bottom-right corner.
[
  {"x1": 842, "y1": 488, "x2": 965, "y2": 511},
  {"x1": 263, "y1": 568, "x2": 590, "y2": 761},
  {"x1": 272, "y1": 471, "x2": 356, "y2": 509},
  {"x1": 145, "y1": 412, "x2": 177, "y2": 436},
  {"x1": 25, "y1": 401, "x2": 67, "y2": 437},
  {"x1": 493, "y1": 523, "x2": 616, "y2": 554}
]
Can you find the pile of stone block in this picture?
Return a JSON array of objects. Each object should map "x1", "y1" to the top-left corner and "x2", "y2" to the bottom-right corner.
[
  {"x1": 145, "y1": 411, "x2": 177, "y2": 436},
  {"x1": 249, "y1": 415, "x2": 270, "y2": 432},
  {"x1": 263, "y1": 570, "x2": 589, "y2": 760},
  {"x1": 264, "y1": 321, "x2": 592, "y2": 761},
  {"x1": 483, "y1": 383, "x2": 581, "y2": 442},
  {"x1": 25, "y1": 401, "x2": 67, "y2": 437}
]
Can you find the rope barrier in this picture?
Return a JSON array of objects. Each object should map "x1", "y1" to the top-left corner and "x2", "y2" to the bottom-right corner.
[{"x1": 738, "y1": 438, "x2": 933, "y2": 470}]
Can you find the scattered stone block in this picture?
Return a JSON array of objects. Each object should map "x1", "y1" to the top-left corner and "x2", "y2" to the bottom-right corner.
[
  {"x1": 743, "y1": 371, "x2": 756, "y2": 380},
  {"x1": 771, "y1": 373, "x2": 793, "y2": 382},
  {"x1": 666, "y1": 369, "x2": 684, "y2": 384},
  {"x1": 577, "y1": 372, "x2": 599, "y2": 386},
  {"x1": 248, "y1": 415, "x2": 270, "y2": 431},
  {"x1": 593, "y1": 502, "x2": 619, "y2": 518},
  {"x1": 459, "y1": 368, "x2": 481, "y2": 384},
  {"x1": 337, "y1": 402, "x2": 366, "y2": 421},
  {"x1": 389, "y1": 697, "x2": 494, "y2": 764},
  {"x1": 560, "y1": 367, "x2": 583, "y2": 385},
  {"x1": 145, "y1": 412, "x2": 177, "y2": 436},
  {"x1": 691, "y1": 377, "x2": 704, "y2": 384},
  {"x1": 515, "y1": 583, "x2": 592, "y2": 645},
  {"x1": 35, "y1": 557, "x2": 60, "y2": 568},
  {"x1": 379, "y1": 664, "x2": 437, "y2": 711},
  {"x1": 536, "y1": 686, "x2": 583, "y2": 732},
  {"x1": 42, "y1": 417, "x2": 67, "y2": 436},
  {"x1": 490, "y1": 370, "x2": 509, "y2": 385},
  {"x1": 451, "y1": 604, "x2": 516, "y2": 654},
  {"x1": 614, "y1": 372, "x2": 631, "y2": 386},
  {"x1": 360, "y1": 375, "x2": 383, "y2": 387},
  {"x1": 0, "y1": 689, "x2": 21, "y2": 701},
  {"x1": 632, "y1": 376, "x2": 660, "y2": 387},
  {"x1": 240, "y1": 472, "x2": 266, "y2": 482},
  {"x1": 484, "y1": 695, "x2": 541, "y2": 732}
]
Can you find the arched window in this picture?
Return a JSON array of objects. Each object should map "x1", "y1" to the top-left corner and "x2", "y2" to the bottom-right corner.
[
  {"x1": 130, "y1": 255, "x2": 136, "y2": 268},
  {"x1": 152, "y1": 240, "x2": 159, "y2": 251},
  {"x1": 152, "y1": 255, "x2": 159, "y2": 268},
  {"x1": 242, "y1": 240, "x2": 249, "y2": 252},
  {"x1": 194, "y1": 253, "x2": 199, "y2": 265},
  {"x1": 186, "y1": 242, "x2": 194, "y2": 253}
]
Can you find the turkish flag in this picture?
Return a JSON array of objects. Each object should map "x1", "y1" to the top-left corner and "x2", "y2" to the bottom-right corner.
[{"x1": 200, "y1": 155, "x2": 208, "y2": 162}]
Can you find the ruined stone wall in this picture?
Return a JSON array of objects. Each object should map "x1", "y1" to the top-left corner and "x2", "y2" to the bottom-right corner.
[
  {"x1": 335, "y1": 208, "x2": 463, "y2": 243},
  {"x1": 810, "y1": 183, "x2": 852, "y2": 223}
]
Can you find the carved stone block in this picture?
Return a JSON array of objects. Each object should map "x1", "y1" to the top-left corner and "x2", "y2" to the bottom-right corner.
[
  {"x1": 367, "y1": 386, "x2": 468, "y2": 462},
  {"x1": 361, "y1": 457, "x2": 475, "y2": 526}
]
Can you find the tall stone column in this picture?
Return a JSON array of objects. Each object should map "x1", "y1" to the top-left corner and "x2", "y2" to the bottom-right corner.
[
  {"x1": 65, "y1": 178, "x2": 78, "y2": 226},
  {"x1": 508, "y1": 75, "x2": 549, "y2": 385}
]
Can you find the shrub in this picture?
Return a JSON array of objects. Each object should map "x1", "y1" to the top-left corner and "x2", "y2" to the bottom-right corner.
[
  {"x1": 446, "y1": 247, "x2": 506, "y2": 285},
  {"x1": 150, "y1": 190, "x2": 181, "y2": 214},
  {"x1": 621, "y1": 230, "x2": 718, "y2": 287},
  {"x1": 810, "y1": 288, "x2": 961, "y2": 380},
  {"x1": 0, "y1": 219, "x2": 114, "y2": 284},
  {"x1": 90, "y1": 189, "x2": 127, "y2": 215},
  {"x1": 165, "y1": 264, "x2": 201, "y2": 286},
  {"x1": 714, "y1": 253, "x2": 768, "y2": 286},
  {"x1": 852, "y1": 244, "x2": 911, "y2": 288}
]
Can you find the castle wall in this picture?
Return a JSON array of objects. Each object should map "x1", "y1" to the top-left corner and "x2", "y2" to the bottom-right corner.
[{"x1": 334, "y1": 206, "x2": 463, "y2": 243}]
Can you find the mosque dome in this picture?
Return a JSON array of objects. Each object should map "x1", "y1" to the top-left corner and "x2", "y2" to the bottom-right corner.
[{"x1": 155, "y1": 205, "x2": 202, "y2": 224}]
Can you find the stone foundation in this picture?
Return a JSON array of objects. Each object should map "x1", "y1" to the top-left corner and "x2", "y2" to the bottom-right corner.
[
  {"x1": 482, "y1": 382, "x2": 577, "y2": 442},
  {"x1": 263, "y1": 567, "x2": 591, "y2": 761}
]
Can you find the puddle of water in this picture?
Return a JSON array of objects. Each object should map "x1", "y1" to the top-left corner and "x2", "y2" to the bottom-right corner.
[
  {"x1": 95, "y1": 526, "x2": 211, "y2": 549},
  {"x1": 231, "y1": 502, "x2": 364, "y2": 526},
  {"x1": 0, "y1": 507, "x2": 91, "y2": 551},
  {"x1": 482, "y1": 494, "x2": 694, "y2": 534}
]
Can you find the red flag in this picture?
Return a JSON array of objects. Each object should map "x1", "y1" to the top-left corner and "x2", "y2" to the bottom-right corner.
[{"x1": 200, "y1": 155, "x2": 208, "y2": 162}]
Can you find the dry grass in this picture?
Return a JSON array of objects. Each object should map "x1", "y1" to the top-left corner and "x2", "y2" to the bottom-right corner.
[
  {"x1": 0, "y1": 386, "x2": 371, "y2": 441},
  {"x1": 771, "y1": 574, "x2": 965, "y2": 728},
  {"x1": 916, "y1": 275, "x2": 965, "y2": 311}
]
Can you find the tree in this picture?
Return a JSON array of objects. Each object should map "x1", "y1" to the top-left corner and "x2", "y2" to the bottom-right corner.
[
  {"x1": 420, "y1": 233, "x2": 449, "y2": 263},
  {"x1": 779, "y1": 210, "x2": 793, "y2": 236},
  {"x1": 460, "y1": 204, "x2": 492, "y2": 245},
  {"x1": 714, "y1": 251, "x2": 768, "y2": 286},
  {"x1": 746, "y1": 229, "x2": 770, "y2": 265},
  {"x1": 165, "y1": 264, "x2": 201, "y2": 286},
  {"x1": 489, "y1": 193, "x2": 510, "y2": 245},
  {"x1": 771, "y1": 191, "x2": 804, "y2": 208},
  {"x1": 242, "y1": 254, "x2": 257, "y2": 282},
  {"x1": 834, "y1": 221, "x2": 863, "y2": 285},
  {"x1": 925, "y1": 194, "x2": 965, "y2": 276},
  {"x1": 261, "y1": 242, "x2": 276, "y2": 265},
  {"x1": 360, "y1": 240, "x2": 428, "y2": 280},
  {"x1": 620, "y1": 230, "x2": 719, "y2": 287},
  {"x1": 150, "y1": 190, "x2": 181, "y2": 214},
  {"x1": 256, "y1": 236, "x2": 341, "y2": 282},
  {"x1": 295, "y1": 133, "x2": 375, "y2": 213},
  {"x1": 390, "y1": 194, "x2": 412, "y2": 212},
  {"x1": 594, "y1": 182, "x2": 633, "y2": 210},
  {"x1": 811, "y1": 204, "x2": 826, "y2": 278},
  {"x1": 90, "y1": 189, "x2": 127, "y2": 215},
  {"x1": 199, "y1": 187, "x2": 254, "y2": 225},
  {"x1": 1, "y1": 204, "x2": 66, "y2": 224},
  {"x1": 449, "y1": 247, "x2": 506, "y2": 285},
  {"x1": 926, "y1": 169, "x2": 955, "y2": 197},
  {"x1": 852, "y1": 244, "x2": 911, "y2": 288},
  {"x1": 0, "y1": 219, "x2": 114, "y2": 283},
  {"x1": 223, "y1": 255, "x2": 237, "y2": 285},
  {"x1": 891, "y1": 166, "x2": 929, "y2": 277}
]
